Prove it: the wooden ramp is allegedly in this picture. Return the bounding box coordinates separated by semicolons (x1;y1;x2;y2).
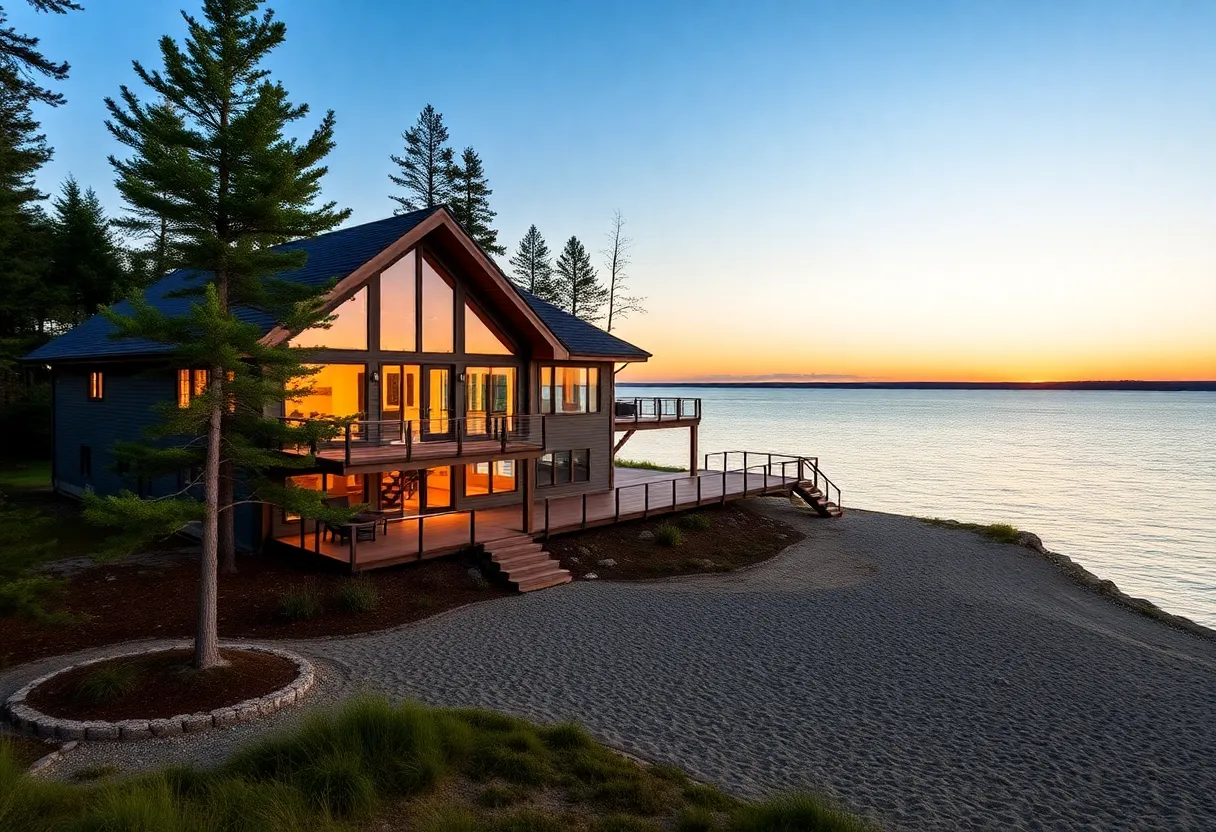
482;533;571;592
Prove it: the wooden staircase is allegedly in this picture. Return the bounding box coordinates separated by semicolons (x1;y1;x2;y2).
482;534;572;592
792;481;843;518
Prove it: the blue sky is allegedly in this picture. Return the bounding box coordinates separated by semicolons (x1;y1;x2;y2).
11;0;1216;380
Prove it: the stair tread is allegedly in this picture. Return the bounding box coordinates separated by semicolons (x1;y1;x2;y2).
516;571;572;592
493;553;554;570
488;542;546;558
504;561;568;580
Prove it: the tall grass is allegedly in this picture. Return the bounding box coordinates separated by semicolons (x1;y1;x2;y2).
919;517;1021;544
615;459;685;472
76;662;141;705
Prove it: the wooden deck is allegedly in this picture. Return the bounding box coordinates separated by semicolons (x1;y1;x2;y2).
274;465;798;571
294;437;545;475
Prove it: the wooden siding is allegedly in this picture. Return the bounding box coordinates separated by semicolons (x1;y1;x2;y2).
534;360;616;499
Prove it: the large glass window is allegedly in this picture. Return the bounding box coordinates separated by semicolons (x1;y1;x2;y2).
464;302;512;355
177;368;210;409
287;364;366;422
380;251;417;351
380;364;421;424
421;257;454;353
425;466;452;509
536;449;590;488
539;366;600;414
465;366;516;432
292;287;368;350
284;473;365;520
464;460;516;497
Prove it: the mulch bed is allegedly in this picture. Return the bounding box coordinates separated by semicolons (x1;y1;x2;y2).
545;500;805;581
25;648;297;722
2;551;509;669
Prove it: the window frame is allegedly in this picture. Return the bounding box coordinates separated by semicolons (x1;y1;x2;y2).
538;366;600;415
463;459;518;497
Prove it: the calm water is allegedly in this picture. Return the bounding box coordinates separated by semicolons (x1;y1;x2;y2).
618;387;1216;627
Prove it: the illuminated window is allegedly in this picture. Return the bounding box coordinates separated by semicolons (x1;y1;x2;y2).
178;368;210;408
464;301;511;355
380;364;420;424
465;366;516;432
421;257;454;353
292;287;368;350
284;473;364;521
538;366;600;414
380;251;416;351
464;460;516;497
286;364;366;423
88;371;104;400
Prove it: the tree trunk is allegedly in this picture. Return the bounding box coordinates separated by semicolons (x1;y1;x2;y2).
195;370;224;669
219;458;236;574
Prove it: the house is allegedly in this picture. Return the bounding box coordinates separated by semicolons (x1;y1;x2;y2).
27;207;839;591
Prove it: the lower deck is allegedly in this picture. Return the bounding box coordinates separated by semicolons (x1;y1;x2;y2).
273;466;800;571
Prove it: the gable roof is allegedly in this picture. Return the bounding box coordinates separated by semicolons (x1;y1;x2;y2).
26;207;650;364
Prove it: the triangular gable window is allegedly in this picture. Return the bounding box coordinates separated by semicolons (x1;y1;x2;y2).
464;301;512;355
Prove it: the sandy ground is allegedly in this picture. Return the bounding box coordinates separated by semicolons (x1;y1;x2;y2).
4;500;1214;830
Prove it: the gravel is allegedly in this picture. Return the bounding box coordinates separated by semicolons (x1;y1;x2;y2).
4;499;1214;831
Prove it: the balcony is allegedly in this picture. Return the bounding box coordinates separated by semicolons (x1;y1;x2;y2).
613;397;701;430
281;414;546;473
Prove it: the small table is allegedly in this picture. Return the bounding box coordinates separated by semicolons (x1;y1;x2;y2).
324;517;381;544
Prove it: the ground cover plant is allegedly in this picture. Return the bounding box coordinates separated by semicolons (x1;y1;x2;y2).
918;517;1021;544
615;459;686;472
0;696;872;831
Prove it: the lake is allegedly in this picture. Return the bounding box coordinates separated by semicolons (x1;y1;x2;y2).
616;386;1216;628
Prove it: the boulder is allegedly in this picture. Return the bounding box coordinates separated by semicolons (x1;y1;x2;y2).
638;530;654;541
597;559;617;568
467;567;489;589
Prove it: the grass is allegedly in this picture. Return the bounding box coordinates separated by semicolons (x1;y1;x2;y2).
615;459;685;473
334;578;378;613
919;517;1022;544
73;764;120;782
0;461;52;492
0;697;871;831
75;663;140;706
679;513;712;532
278;585;323;621
653;523;683;547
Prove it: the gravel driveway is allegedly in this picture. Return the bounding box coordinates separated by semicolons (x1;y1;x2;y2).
6;499;1215;831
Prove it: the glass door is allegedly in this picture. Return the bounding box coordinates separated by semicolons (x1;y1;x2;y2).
421;366;452;441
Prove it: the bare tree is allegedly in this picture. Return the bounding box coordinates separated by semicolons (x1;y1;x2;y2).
602;210;644;332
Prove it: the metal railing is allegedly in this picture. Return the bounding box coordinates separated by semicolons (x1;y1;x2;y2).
541;462;789;539
613;397;702;424
703;451;842;508
296;507;477;570
282;414;546;465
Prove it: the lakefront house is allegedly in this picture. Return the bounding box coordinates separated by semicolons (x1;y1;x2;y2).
27;207;840;591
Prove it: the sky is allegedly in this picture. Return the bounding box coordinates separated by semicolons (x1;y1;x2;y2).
10;0;1216;382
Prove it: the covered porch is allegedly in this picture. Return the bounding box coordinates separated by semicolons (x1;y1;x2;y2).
273;455;816;572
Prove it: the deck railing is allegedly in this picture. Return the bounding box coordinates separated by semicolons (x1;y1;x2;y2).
703;450;842;508
281;414;546;465
296;507;477;570
613;397;701;424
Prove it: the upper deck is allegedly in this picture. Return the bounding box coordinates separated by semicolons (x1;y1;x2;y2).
613;397;701;431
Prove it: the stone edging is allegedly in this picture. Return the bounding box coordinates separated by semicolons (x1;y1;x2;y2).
1016;531;1216;641
2;643;314;742
28;740;78;776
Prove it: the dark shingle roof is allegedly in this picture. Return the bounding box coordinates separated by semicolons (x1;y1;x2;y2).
514;289;650;360
26;207;650;363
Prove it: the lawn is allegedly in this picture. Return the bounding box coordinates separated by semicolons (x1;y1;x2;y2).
615;459;686;473
0;460;52;492
0;696;872;831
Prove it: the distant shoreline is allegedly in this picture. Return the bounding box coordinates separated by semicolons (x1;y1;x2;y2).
618;380;1216;392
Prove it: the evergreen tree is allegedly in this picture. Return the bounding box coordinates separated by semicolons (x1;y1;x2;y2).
449;146;503;255
388;103;454;213
509;225;557;302
602;210;644;332
0;0;81;106
89;0;352;669
553;236;608;323
46;175;127;326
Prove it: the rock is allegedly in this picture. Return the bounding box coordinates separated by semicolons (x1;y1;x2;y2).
85;723;119;742
569;556;580;564
1017;531;1045;553
467;567;489;588
181;713;213;733
117;720;152;741
578;546;592;556
597;558;617;568
584;572;599;580
638;530;654;541
149;719;182;738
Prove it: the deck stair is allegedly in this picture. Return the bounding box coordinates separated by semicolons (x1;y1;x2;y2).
482;533;572;592
792;481;843;518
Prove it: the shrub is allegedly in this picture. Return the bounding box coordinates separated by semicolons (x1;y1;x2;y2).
678;513;712;532
653;524;683;547
279;585;322;621
729;793;872;832
542;721;594;751
75;662;140;705
615;459;684;472
334;578;378;613
295;751;376;817
0;576;66;621
677;806;717;832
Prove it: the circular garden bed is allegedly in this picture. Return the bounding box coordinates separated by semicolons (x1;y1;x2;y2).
4;644;313;741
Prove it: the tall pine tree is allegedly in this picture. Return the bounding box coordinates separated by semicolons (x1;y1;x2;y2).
0;0;81;106
449;146;503;255
90;0;352;669
554;236;608;323
509;225;556;302
46;175;127;326
388;103;453;213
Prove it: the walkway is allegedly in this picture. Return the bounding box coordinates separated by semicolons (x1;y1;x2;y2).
5;501;1215;830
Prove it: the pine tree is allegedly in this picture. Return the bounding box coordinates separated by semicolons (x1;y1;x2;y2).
388;103;454;213
449;146;503;255
554;236;608;323
0;0;81;106
46;175;127;326
89;0;352;669
509;225;555;300
602;210;644;332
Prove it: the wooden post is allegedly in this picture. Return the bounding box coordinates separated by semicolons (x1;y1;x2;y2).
417;516;424;559
521;460;535;534
644;483;650;518
689;425;699;475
